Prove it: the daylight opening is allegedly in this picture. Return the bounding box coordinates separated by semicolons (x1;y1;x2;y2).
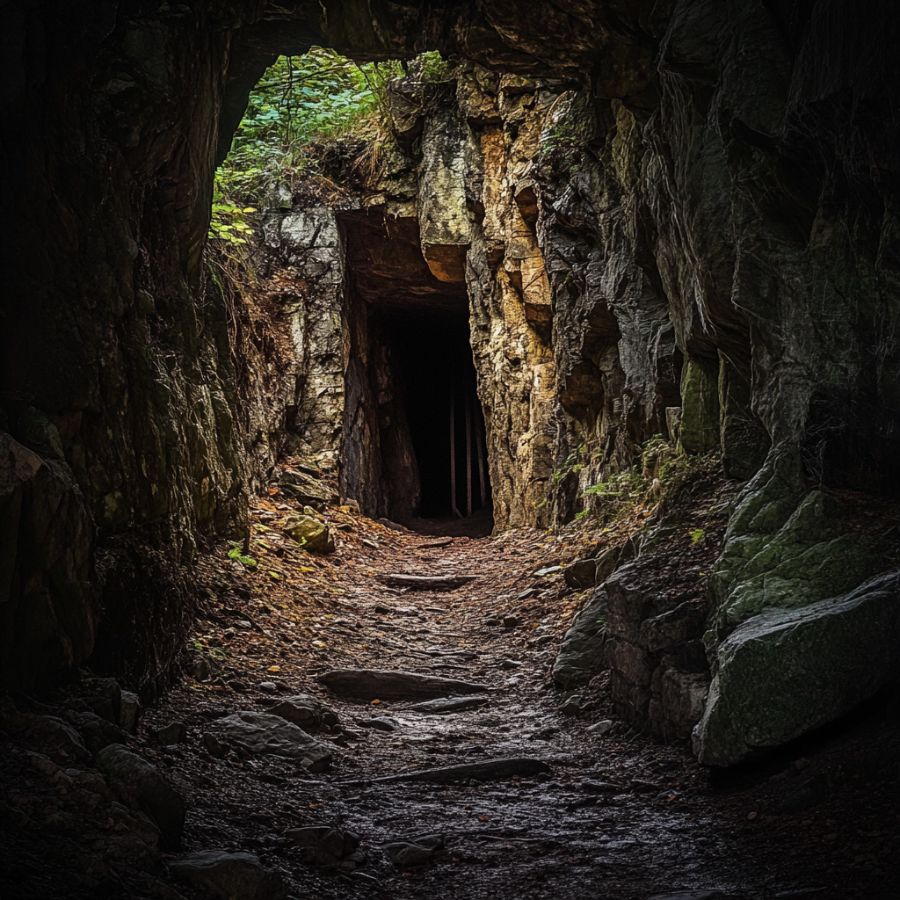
209;48;491;534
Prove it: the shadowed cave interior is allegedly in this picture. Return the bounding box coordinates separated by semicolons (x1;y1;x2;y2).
340;210;492;534
378;308;492;525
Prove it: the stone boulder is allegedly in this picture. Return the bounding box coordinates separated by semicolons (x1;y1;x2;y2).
563;558;598;590
20;714;90;765
694;570;900;767
283;513;335;554
208;711;333;771
74;675;124;724
96;744;185;847
169;851;287;900
119;690;141;733
151;720;188;745
563;545;628;591
276;468;334;507
552;586;609;688
384;833;445;868
64;710;127;754
286;825;362;869
267;694;339;733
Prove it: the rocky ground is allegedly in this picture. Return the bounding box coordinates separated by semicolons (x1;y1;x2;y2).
2;464;900;899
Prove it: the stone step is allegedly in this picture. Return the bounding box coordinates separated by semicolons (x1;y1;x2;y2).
315;668;489;700
376;573;478;591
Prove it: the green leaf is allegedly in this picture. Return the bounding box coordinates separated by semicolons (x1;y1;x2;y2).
227;546;258;568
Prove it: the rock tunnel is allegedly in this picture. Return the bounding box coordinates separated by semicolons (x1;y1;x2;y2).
339;211;492;532
3;1;900;897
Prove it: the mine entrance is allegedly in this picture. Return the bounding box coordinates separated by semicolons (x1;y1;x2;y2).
340;211;492;534
379;308;491;526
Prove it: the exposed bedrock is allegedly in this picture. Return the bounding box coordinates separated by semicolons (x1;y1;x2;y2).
3;1;900;763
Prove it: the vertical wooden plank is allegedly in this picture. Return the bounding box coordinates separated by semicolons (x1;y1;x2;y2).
465;392;473;517
450;384;461;518
475;412;487;508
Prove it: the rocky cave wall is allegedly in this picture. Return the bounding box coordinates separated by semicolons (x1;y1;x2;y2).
3;0;900;765
2;3;243;696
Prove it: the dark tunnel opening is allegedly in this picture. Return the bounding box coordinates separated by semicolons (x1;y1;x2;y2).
339;211;493;535
378;308;492;529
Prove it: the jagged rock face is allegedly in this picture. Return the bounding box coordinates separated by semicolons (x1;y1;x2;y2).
261;207;348;472
457;71;563;528
0;435;95;688
646;1;900;489
1;4;252;693
531;89;687;505
3;0;900;763
265;195;466;521
239;0;900;757
418;102;472;283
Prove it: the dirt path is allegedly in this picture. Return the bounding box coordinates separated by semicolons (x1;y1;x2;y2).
138;499;899;900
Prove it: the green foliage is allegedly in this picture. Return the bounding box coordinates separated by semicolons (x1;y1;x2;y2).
210;48;403;242
536;121;584;177
208;48;456;247
583;468;645;501
412;50;452;82
209;193;257;245
642;433;693;486
690;528;706;545
551;443;587;486
227;542;258;569
578;435;700;524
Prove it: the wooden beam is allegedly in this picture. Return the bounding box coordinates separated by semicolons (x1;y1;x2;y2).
450;385;462;518
465;392;473;517
475;409;487;508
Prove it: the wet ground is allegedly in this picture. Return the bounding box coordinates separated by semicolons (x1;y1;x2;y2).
133;493;900;900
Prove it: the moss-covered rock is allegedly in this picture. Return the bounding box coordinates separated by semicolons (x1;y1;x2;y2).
708;447;887;643
679;357;720;454
695;443;898;764
283;514;335;554
718;355;768;480
694;570;900;766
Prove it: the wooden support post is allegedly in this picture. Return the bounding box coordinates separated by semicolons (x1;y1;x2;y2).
450;385;462;518
465;392;473;517
475;412;487;508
